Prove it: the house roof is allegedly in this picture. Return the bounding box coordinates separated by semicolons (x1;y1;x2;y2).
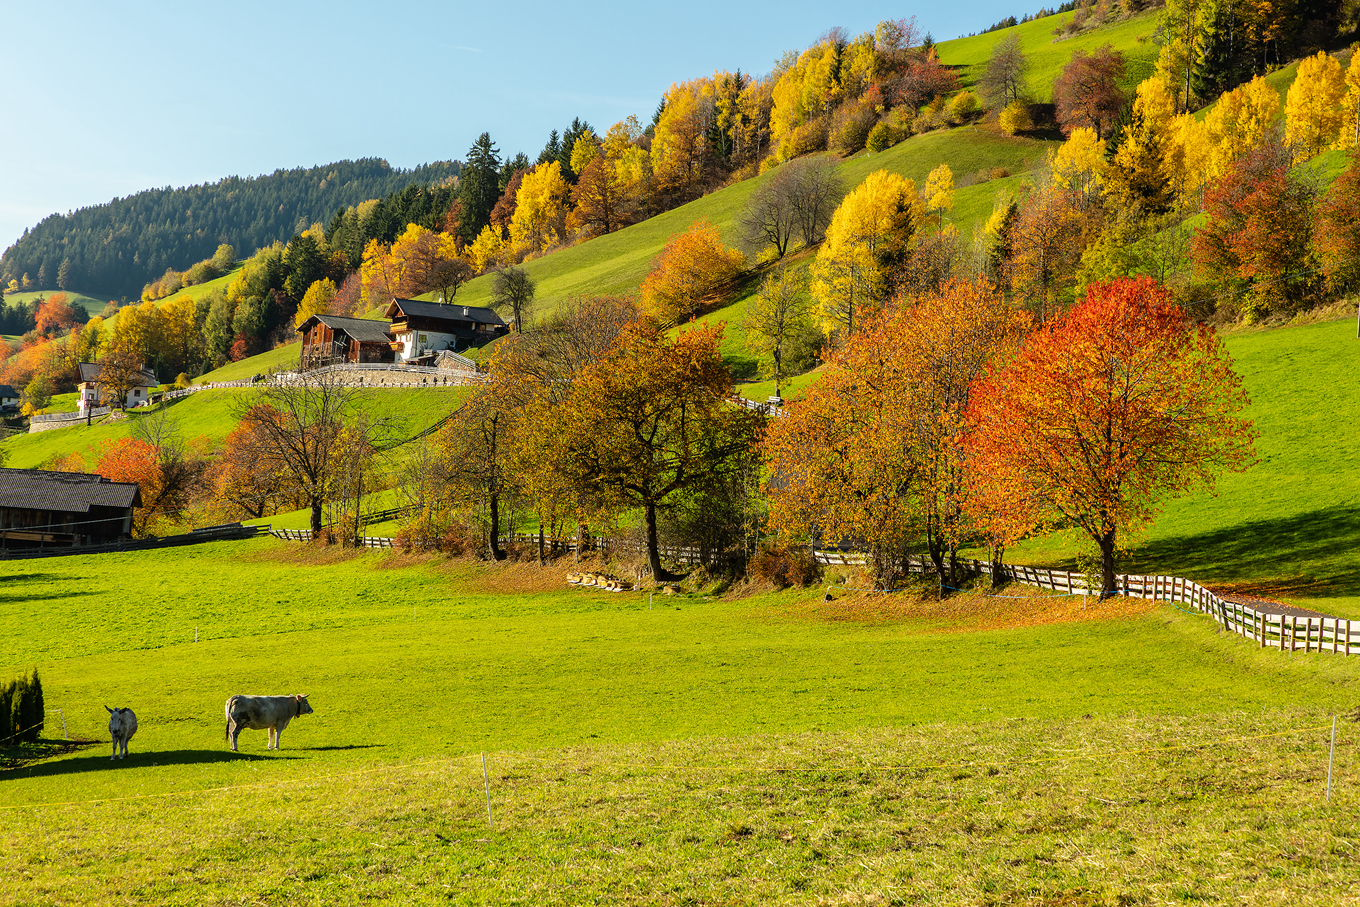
296;313;395;344
0;468;142;513
384;298;507;328
78;363;157;387
0;385;17;398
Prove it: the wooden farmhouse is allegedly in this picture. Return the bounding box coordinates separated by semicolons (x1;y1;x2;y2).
297;314;396;369
0;468;141;549
0;384;19;411
383;298;508;365
77;362;158;416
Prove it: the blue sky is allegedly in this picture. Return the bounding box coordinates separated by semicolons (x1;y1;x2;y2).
0;0;1021;253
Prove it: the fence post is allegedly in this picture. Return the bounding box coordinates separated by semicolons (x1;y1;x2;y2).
1327;715;1337;802
482;752;493;828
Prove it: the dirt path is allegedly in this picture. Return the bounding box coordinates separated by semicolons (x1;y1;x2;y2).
1213;591;1334;620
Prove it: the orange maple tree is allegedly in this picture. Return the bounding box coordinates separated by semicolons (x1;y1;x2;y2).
639;220;745;325
964;277;1255;595
95;438;164;537
762;279;1028;590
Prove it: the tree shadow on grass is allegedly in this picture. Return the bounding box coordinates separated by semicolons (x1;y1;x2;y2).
1125;504;1360;599
1;748;293;780
0;589;92;604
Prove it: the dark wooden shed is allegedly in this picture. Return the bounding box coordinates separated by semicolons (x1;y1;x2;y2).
0;468;142;549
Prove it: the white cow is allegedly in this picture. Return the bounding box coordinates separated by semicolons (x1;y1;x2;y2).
105;706;137;760
224;694;313;752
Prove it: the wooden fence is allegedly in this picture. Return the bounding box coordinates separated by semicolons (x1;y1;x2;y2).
269;528;395;548
0;522;268;560
812;550;1358;656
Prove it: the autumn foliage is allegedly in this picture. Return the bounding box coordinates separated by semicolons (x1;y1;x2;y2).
965;278;1255;595
763;279;1027;589
639;220;745;324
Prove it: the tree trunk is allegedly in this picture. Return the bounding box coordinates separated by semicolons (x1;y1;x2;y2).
927;540;947;600
488;493;505;561
309;498;324;538
537;525;545;567
1099;530;1117;599
989;545;1006;591
644;501;671;582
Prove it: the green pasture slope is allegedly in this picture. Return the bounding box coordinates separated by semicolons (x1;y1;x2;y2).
1;537;1358;904
938;9;1162;102
0;386;468;470
449;127;1056;320
1;289;111;319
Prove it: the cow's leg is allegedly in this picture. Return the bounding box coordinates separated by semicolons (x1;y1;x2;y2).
275;727;283;750
111;737;117;760
229;721;241;752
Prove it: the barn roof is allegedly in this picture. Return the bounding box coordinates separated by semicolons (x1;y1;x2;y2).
0;384;17;398
296;314;394;344
384;298;507;327
77;363;157;387
0;468;142;513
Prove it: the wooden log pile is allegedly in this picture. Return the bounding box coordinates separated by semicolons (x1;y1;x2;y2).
567;571;633;592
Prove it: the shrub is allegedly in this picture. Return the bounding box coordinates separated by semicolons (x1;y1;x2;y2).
948;91;980;123
750;544;823;589
831;101;878;155
999;102;1033;135
784;118;830;159
866;122;902;153
1;670;44;745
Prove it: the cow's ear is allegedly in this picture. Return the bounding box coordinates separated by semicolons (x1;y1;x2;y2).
105;705;113;714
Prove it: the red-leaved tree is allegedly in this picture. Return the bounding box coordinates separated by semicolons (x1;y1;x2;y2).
1053;44;1127;139
1193;143;1320;320
965;277;1255;596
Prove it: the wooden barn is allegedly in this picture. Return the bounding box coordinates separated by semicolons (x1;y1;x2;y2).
0;468;141;549
383;298;508;364
297;314;397;369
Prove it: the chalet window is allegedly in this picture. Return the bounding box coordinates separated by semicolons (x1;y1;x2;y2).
419;334;427;343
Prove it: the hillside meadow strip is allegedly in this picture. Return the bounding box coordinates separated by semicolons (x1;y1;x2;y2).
2;540;1359;902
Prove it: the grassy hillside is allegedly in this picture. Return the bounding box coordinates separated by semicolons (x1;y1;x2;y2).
2;289;111;318
449;127;1056;322
0;541;1355;902
195;341;301;383
0;386;468;470
938;10;1162;102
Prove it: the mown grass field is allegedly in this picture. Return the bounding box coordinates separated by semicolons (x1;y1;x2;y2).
1;539;1357;904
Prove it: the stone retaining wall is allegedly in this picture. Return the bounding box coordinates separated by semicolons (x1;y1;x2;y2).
320;367;477;388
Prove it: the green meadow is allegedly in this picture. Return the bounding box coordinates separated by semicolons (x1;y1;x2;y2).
1;538;1357;903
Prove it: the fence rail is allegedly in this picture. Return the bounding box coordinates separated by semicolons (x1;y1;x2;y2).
0;523;268;560
269;528;395;548
30;406;110;423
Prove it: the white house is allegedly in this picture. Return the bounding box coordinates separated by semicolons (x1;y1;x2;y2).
77;363;158;415
382;298;508;364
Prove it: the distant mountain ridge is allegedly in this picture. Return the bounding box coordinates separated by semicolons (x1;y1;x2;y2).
1;158;461;300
